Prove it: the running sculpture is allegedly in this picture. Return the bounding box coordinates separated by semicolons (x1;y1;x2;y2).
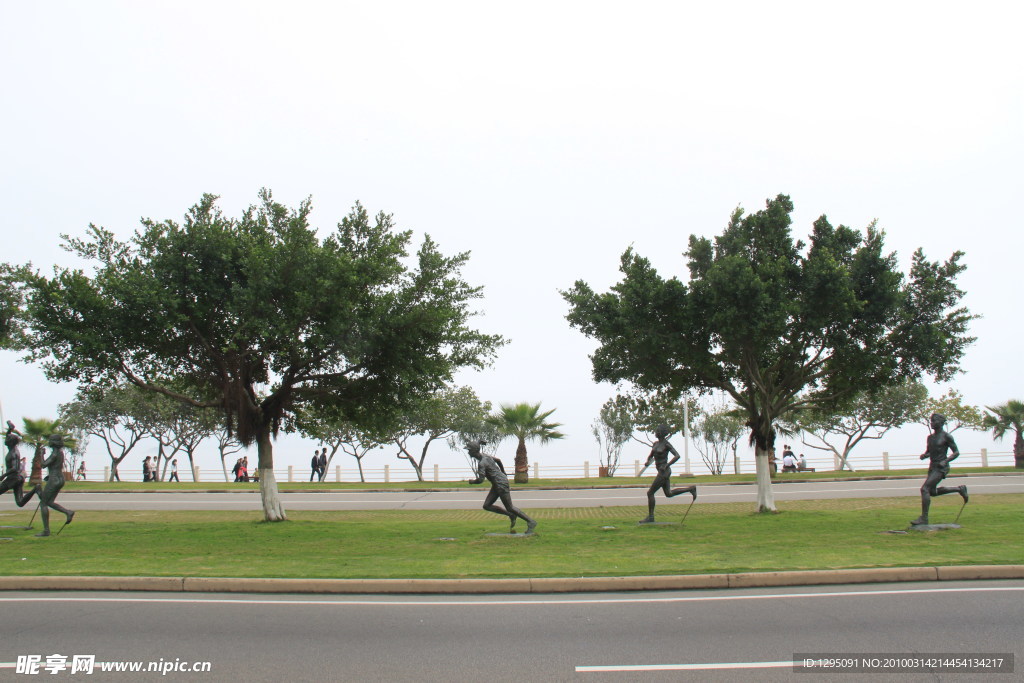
0;422;36;508
639;424;696;523
33;433;75;536
466;440;537;535
911;413;968;526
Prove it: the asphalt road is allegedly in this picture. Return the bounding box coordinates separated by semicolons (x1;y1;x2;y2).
1;581;1020;682
9;475;1022;511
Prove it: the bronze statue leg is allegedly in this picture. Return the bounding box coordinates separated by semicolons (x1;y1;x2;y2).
34;481;72;537
13;480;37;507
666;485;697;500
641;476;670;522
499;491;537;534
482;486;514;524
912;468;948;525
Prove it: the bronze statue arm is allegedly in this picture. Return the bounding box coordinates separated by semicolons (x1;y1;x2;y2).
667;443;681;468
945;434;960;462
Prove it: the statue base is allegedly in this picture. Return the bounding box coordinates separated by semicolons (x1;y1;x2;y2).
909;523;962;531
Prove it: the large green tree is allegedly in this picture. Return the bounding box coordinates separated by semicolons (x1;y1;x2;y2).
564;194;975;512
692;400;746;475
0;265;27;350
23;191;503;520
983;400;1024;469
290;402;386;483
792;380;927;472
59;384;155;482
915;388;985;433
591;398;633;476
486;402;565;483
389;385;491;481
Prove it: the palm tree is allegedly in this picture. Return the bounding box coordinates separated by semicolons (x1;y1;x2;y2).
21;417;80;485
486;402;565;483
21;417;56;485
982;400;1024;469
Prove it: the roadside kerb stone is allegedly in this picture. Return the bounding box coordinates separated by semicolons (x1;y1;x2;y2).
0;576;184;592
936;565;1024;581
727;566;938;588
4;566;1022;594
529;574;730;592
183;577;533;594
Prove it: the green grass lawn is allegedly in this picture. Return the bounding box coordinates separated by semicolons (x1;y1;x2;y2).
1;494;1020;580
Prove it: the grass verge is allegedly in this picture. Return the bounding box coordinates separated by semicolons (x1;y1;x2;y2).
1;494;1020;580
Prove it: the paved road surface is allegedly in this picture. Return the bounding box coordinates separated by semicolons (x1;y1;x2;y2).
8;475;1021;511
1;581;1020;681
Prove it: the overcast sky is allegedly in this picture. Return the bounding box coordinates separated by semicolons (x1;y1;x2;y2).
2;1;1020;478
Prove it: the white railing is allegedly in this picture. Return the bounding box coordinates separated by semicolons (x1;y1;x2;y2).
86;450;1017;483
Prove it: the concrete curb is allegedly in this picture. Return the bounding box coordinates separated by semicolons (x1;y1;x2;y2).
2;566;1022;595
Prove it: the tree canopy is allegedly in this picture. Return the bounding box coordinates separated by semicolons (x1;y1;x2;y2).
23;190;504;519
389;385;491;481
564;194;975;511
793;380;927;471
915;388;984;433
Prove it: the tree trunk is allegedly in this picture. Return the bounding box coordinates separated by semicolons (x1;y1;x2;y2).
514;437;528;484
109;455;127;482
1014;432;1024;469
754;447;777;513
256;431;286;522
30;445;45;485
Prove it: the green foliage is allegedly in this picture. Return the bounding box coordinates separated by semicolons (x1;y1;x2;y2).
692;400;746;475
389;385;492;480
564;194;976;465
916;388;985;433
486;402;565;483
23;191;505;516
591;398;633;475
59;384;154;480
0;263;30;349
794;380;928;471
983;400;1024;467
606;390;701;446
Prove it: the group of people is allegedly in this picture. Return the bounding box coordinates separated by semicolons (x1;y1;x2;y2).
780;445;807;472
231;457;251;482
140;456;180;482
310;448;328;481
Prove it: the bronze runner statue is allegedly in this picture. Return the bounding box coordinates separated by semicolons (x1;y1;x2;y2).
466;440;537;535
911;413;968;526
638;424;696;523
0;421;36;509
33;433;75;536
